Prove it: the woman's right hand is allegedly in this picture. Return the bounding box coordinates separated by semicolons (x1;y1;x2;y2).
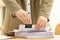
14;9;32;24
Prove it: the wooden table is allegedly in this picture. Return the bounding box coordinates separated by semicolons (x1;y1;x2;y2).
9;35;60;40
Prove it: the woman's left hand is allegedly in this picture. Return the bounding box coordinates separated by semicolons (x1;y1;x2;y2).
35;16;48;30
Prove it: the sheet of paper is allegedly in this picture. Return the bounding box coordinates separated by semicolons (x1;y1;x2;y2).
19;25;51;32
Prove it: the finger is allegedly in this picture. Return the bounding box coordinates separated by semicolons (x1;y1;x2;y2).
29;18;32;24
23;12;31;24
19;15;26;24
37;17;43;24
42;21;47;30
39;20;45;30
39;21;45;30
37;19;43;26
19;14;28;24
36;19;43;30
20;12;31;24
23;14;32;24
37;19;47;30
36;20;44;30
27;14;32;24
39;19;47;30
22;13;28;24
35;24;42;30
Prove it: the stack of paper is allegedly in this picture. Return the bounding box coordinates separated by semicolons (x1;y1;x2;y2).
12;24;54;38
14;31;54;38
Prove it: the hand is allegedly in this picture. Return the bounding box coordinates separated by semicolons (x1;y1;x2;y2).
14;9;32;24
35;16;47;30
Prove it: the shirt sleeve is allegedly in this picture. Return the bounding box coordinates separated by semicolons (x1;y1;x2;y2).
3;0;22;14
39;0;53;19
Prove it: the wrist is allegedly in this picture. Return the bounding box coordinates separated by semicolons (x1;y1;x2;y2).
40;16;49;22
12;12;16;18
12;9;22;18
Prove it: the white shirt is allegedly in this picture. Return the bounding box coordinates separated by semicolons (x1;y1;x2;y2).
26;0;31;17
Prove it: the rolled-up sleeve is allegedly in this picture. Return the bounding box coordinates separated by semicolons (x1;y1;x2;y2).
39;0;53;19
3;0;22;14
